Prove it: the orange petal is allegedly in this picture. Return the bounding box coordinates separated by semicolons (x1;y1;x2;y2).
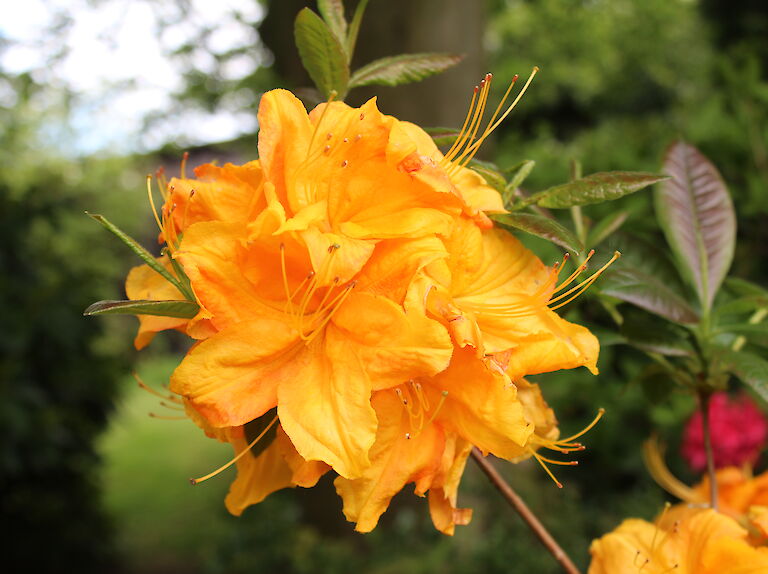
331;291;453;392
224;426;294;516
125;256;189;349
426;434;473;535
433;347;533;458
275;426;330;488
277;326;377;479
334;390;445;532
170;318;299;427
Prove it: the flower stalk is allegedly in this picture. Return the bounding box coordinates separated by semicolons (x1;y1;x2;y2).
698;390;719;511
471;448;580;574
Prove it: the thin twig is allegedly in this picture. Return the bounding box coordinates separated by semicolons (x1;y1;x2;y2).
698;391;718;511
471;448;581;574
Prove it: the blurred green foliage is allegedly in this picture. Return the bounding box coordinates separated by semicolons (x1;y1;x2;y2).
0;71;146;570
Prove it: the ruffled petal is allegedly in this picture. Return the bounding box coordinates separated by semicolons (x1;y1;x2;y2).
224;426;294;516
334;390;445;532
170;318;300;427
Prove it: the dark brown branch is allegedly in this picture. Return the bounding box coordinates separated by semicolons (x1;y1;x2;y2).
698;391;718;511
471;448;581;574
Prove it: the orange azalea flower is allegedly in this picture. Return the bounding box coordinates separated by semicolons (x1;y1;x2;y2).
423;216;601;379
124;82;604;532
588;509;768;574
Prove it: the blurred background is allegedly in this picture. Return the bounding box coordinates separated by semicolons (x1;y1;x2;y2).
2;0;767;572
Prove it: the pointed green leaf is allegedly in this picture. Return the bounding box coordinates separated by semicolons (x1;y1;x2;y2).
86;212;191;300
725;277;768;298
655;141;736;311
423;126;460;147
715;295;768;317
83;299;199;319
492;213;582;254
346;0;370;62
716;323;768;347
468;159;506;194
600;267;699;325
244;407;279;459
721;349;768;403
349;53;463;88
294;8;350;99
503;160;536;208
535;171;667;208
317;0;348;48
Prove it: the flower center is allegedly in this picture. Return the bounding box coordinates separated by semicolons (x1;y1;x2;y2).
393;380;449;440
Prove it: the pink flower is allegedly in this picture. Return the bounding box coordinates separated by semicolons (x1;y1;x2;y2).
682;392;768;472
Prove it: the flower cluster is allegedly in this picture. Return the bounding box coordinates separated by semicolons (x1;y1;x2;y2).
588;508;768;573
128;87;601;533
681;391;768;472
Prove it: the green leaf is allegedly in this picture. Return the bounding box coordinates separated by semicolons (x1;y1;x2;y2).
725;277;768;298
83;299;199;319
620;310;693;356
655;141;736;311
586;211;629;249
503;160;536;208
294;8;350;99
722;349;768;403
244;408;279;459
534;171;666;209
85;212;191;300
468;159;506;194
317;0;348;48
715;295;768;317
716;323;768;347
423;126;460;147
349;53;463;88
492;213;583;254
600;267;699;325
346;0;370;62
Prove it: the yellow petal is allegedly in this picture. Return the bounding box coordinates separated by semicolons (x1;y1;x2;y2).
275;426;330;488
170;318;299;427
277;326;377;479
331;291;453;391
426;434;473;535
433;347;533;458
224;426;294;516
125;256;189;349
334;390;444;532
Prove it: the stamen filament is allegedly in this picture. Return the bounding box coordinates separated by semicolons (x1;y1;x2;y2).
442;86;479;161
558;408;605;443
530;449;564;489
149;413;186;420
146;175;164;233
190;416;279;485
548;252;620;310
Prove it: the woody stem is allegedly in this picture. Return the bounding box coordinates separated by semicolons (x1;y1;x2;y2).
471;448;581;574
699;390;718;511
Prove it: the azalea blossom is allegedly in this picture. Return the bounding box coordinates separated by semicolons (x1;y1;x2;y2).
125;84;603;532
682;391;768;472
588;509;768;574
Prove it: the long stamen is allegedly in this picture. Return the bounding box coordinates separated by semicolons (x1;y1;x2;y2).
302;280;356;342
549;252;620;310
557;408;605;444
457;66;539;168
447;75;493;169
552;252;590;295
442;78;489;165
306;91;338;161
134;372;179;402
441;86;480;163
149;413;186;420
146;175;164;233
530;449;564;489
190;416;279;485
180;151;189;179
279;243;295;319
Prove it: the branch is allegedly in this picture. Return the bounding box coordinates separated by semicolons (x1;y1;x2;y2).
471;448;581;574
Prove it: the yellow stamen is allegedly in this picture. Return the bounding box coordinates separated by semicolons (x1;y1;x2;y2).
530;449;564;488
549;252;621;310
190;416;278;485
146;175;164;233
443;75;491;166
643;437;699;502
180;151;189;180
442;84;480;161
557;408;605;443
134;372;182;404
148;413;186;420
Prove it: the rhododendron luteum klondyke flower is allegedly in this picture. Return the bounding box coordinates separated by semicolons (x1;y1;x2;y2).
126;82;603;532
588;509;768;574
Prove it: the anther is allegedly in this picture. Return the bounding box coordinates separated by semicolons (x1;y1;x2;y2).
354;134;362;141
343;137;348;143
341;160;348;168
359;113;365;120
328;243;341;253
324;145;331;154
405;433;411;440
326;132;333;140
